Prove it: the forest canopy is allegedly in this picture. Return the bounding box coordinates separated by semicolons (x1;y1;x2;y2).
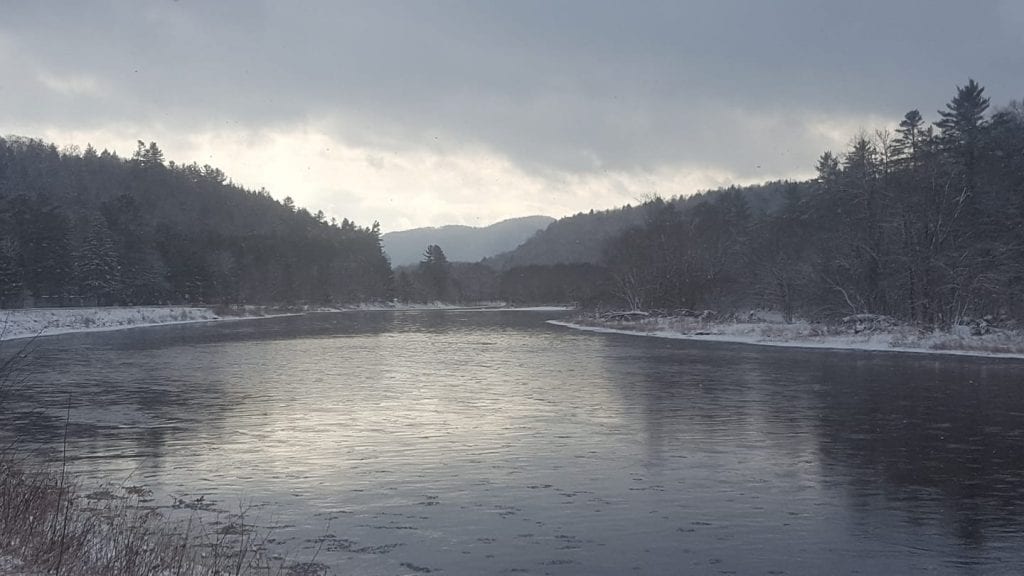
598;80;1024;326
0;138;393;307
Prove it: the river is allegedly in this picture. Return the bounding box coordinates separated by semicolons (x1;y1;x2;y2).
2;310;1024;575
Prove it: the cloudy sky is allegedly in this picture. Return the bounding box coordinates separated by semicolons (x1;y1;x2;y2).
3;1;1023;231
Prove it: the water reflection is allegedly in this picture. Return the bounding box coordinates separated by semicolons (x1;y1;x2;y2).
2;312;1024;574
602;338;1024;567
812;356;1024;551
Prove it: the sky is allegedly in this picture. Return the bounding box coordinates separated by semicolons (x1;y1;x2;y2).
2;1;1023;232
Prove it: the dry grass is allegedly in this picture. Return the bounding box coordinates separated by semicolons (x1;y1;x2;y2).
0;450;315;576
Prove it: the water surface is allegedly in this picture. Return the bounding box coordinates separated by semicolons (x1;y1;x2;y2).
3;310;1024;575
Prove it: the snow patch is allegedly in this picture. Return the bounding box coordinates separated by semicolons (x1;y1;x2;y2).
335;302;574;312
0;306;224;341
548;317;1024;361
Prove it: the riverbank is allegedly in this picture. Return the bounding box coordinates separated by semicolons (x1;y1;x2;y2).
0;306;222;341
0;455;283;576
0;306;296;342
0;303;576;342
549;312;1024;360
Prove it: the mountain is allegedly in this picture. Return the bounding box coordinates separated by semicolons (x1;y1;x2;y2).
382;215;555;266
482;207;646;270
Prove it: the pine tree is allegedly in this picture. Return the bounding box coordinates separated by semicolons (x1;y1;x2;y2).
132;140;166;168
76;216;122;305
936;79;990;146
419;245;451;302
842;135;879;186
893;109;926;164
815;151;841;189
935;79;990;185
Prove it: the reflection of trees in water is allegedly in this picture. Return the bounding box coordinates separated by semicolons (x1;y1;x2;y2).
598;338;1024;550
0;345;235;475
597;340;827;470
390;309;564;336
812;356;1024;549
13;317;1024;556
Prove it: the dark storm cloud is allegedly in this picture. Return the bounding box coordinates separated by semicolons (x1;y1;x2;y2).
3;0;1023;179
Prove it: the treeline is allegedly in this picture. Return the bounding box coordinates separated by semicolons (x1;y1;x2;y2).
602;80;1024;325
394;244;612;306
483;180;803;270
6;79;1020;319
482;207;646;269
0;138;393;307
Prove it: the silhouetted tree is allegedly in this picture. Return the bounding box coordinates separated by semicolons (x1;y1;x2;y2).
419;244;451;302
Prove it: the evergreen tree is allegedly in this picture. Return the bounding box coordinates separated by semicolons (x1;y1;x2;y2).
76;215;122;304
842;135;879;185
936;79;990;148
132;140;166;168
935;79;990;187
419;244;451;302
815;151;841;189
894;109;926;164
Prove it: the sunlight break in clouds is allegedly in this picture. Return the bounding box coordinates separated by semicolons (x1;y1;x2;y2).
5;2;1022;230
24;123;800;232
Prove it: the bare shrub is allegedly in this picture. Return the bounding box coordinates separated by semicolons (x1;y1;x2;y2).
0;451;301;576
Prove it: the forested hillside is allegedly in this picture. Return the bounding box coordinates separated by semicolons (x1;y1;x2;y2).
483;180;808;270
0;138;393;307
396;181;811;306
482;207;646;269
602;80;1024;325
4;80;1020;320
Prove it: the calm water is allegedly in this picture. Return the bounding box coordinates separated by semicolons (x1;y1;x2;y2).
3;310;1024;575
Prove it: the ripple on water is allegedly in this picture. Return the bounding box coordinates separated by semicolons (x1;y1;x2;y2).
3;310;1024;575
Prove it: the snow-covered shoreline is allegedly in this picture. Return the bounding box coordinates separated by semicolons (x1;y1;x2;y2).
0;306;226;342
548;316;1024;361
335;302;573;313
0;304;576;342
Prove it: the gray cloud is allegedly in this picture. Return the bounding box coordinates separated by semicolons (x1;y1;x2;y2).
3;1;1024;224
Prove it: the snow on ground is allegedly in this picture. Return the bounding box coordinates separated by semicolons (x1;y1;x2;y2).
451;305;575;312
548;315;1024;361
337;301;574;312
335;301;468;311
0;306;224;342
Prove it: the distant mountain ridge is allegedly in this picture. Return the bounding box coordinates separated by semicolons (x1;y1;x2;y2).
483;180;805;270
382;215;555;266
482;206;646;270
